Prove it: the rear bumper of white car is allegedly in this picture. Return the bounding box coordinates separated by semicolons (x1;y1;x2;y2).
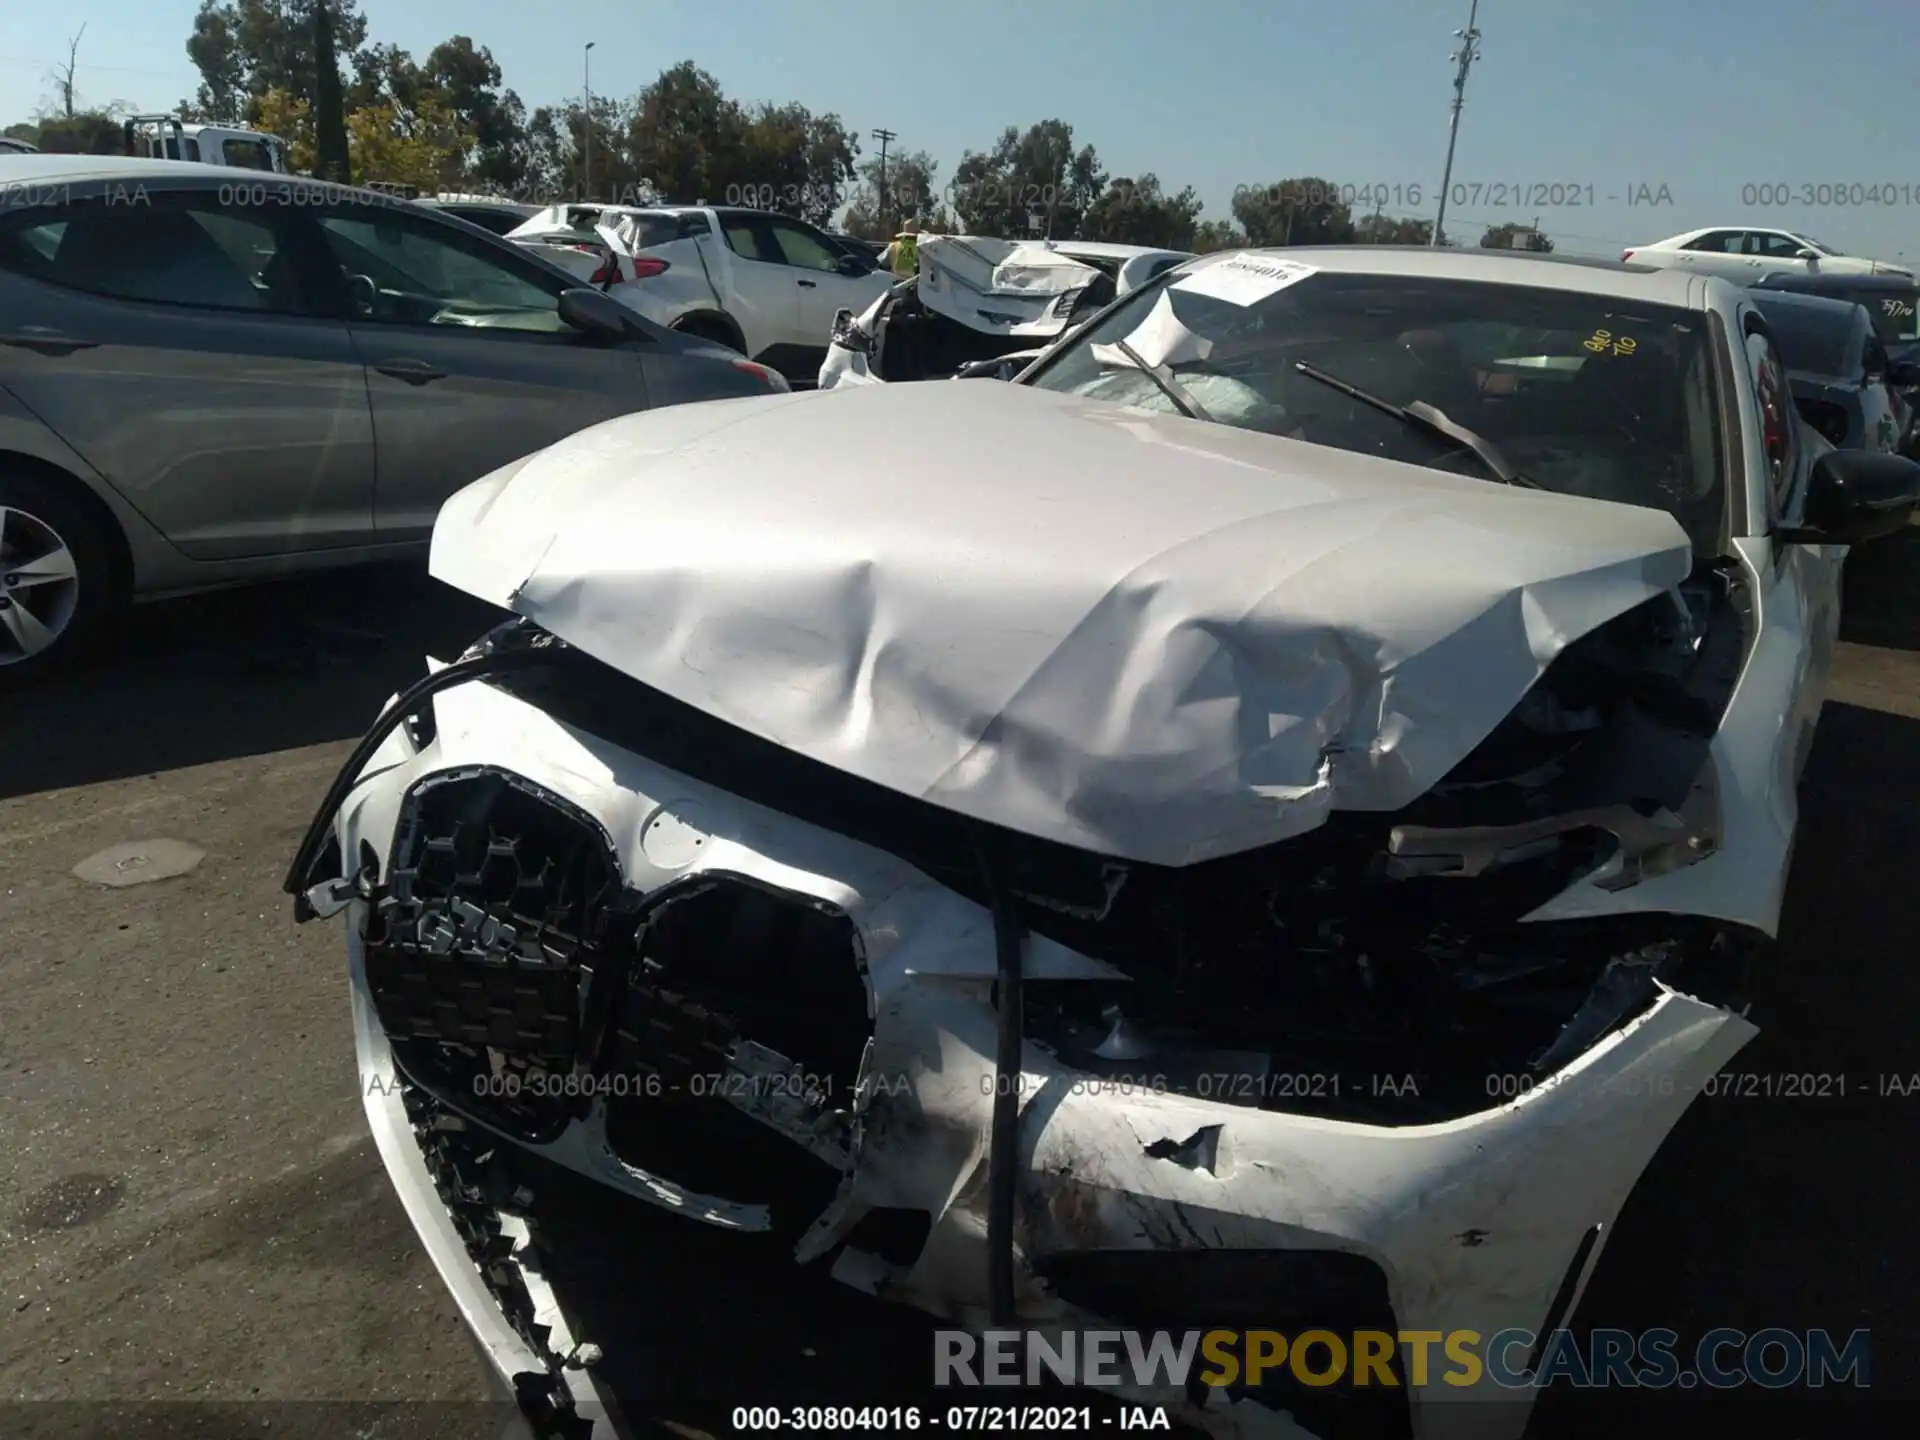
316;660;1757;1440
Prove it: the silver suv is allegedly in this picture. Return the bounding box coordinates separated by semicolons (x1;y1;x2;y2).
0;155;789;684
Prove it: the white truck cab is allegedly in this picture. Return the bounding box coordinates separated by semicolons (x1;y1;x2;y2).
123;116;289;172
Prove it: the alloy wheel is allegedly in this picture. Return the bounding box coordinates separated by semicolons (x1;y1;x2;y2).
0;504;81;665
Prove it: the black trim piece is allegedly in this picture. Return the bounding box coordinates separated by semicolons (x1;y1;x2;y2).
282;645;560;916
1523;1223;1603;1375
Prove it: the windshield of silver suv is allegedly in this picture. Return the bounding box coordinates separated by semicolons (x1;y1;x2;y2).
1024;267;1725;550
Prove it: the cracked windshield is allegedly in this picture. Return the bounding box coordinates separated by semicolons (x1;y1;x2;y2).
3;4;1919;1440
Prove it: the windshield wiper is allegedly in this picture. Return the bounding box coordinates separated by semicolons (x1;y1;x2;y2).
1292;361;1543;488
1107;338;1216;423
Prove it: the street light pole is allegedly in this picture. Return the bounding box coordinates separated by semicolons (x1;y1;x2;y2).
1430;0;1482;248
583;41;596;202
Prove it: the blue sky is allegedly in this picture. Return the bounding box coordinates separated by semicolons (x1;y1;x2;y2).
4;0;1918;258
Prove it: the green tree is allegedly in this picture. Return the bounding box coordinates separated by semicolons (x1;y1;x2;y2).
24;111;125;154
741;103;862;225
841;148;945;238
1191;219;1245;253
950;120;1105;238
1480;221;1553;252
186;0;369;119
420;37;527;191
311;1;349;181
1231;177;1355;247
625;61;747;204
1079;174;1202;250
1355;213;1433;245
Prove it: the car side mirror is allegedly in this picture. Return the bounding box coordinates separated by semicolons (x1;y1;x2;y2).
1888;358;1920;389
558;287;633;340
1794;248;1820;261
834;253;871;277
1777;449;1920;546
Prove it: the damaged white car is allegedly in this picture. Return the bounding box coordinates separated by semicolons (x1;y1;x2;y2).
286;248;1920;1440
819;234;1195;389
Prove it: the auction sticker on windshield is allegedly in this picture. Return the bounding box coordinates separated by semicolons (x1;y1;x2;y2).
1174;255;1319;306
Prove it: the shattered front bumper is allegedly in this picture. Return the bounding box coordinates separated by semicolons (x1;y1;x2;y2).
320;670;1755;1440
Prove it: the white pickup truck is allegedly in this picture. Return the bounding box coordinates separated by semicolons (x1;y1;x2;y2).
514;204;896;385
123;116;289;171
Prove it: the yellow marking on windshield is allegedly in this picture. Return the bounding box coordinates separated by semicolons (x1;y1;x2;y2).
1582;329;1637;356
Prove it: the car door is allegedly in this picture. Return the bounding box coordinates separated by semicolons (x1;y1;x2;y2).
1740;310;1844;789
760;216;893;372
1680;230;1765;280
0;181;375;559
712;212;822;376
303;203;657;542
1753;230;1816;277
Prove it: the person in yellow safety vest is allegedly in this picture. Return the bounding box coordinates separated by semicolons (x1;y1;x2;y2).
885;232;918;279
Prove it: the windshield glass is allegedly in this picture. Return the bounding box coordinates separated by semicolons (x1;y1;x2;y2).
1025;264;1725;549
1751;299;1854;376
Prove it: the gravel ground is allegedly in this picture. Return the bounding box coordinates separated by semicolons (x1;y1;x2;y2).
5;537;1920;1439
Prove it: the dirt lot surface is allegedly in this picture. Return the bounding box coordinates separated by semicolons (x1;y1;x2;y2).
5;537;1920;1439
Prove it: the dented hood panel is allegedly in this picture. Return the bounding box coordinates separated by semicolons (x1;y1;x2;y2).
429;381;1694;867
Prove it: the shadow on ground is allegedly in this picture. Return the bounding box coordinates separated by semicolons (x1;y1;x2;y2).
1532;699;1920;1435
1838;523;1920;651
0;564;504;801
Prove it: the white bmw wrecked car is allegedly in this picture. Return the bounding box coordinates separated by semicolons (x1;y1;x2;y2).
287;248;1920;1439
819;233;1196;389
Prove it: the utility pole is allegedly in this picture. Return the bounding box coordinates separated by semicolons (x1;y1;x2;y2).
871;127;897;233
1430;0;1482;248
582;41;596;202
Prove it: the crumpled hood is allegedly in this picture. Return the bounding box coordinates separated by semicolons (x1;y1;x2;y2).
430;381;1694;867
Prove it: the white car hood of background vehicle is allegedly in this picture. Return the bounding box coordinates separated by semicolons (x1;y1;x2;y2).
429;381;1694;867
916;234;1107;338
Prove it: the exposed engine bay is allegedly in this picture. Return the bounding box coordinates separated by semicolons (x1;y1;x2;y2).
293;543;1766;1439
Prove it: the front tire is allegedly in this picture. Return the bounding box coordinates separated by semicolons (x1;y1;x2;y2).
0;470;121;688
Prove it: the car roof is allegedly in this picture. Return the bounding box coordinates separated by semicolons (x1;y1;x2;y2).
1207;245;1701;306
1747;290;1867;321
1753;270;1917;293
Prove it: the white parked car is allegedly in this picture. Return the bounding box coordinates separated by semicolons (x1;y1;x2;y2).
1625;226;1913;282
521;205;898;386
819;234;1196;389
287;247;1920;1440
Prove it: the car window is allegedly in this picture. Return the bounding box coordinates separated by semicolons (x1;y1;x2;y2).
678;212;713;239
1759;233;1807;258
617;213;684;251
766;219;843;272
0;190;307;314
1027;269;1727;551
721;216;779;263
1145;255;1188;280
1750;300;1853;376
222;138;276;172
1685;230;1739;253
316;210;566;332
1869;290;1919;341
1744;327;1797;518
